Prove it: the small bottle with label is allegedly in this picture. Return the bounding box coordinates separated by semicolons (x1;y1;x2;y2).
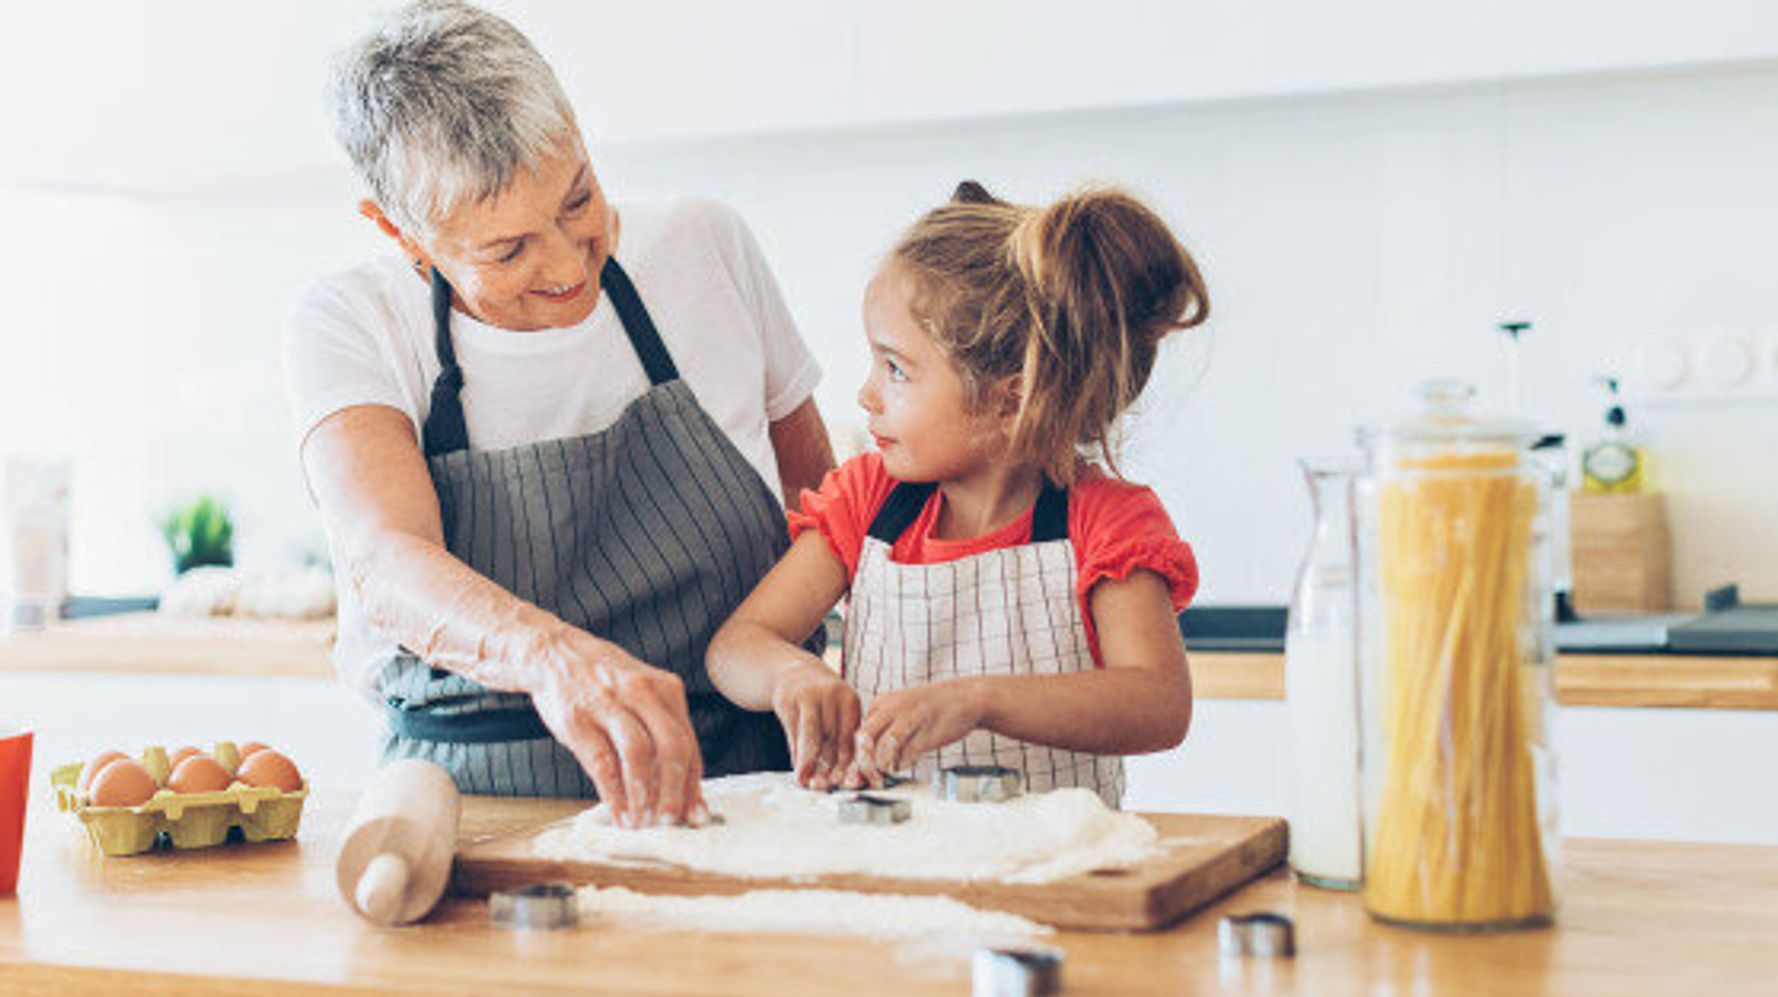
1581;378;1645;494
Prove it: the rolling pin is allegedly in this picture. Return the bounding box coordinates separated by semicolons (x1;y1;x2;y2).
335;759;461;926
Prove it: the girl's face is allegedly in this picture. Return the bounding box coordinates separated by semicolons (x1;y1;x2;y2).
857;264;1008;483
421;137;614;331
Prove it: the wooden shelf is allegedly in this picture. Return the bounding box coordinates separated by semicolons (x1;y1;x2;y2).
0;612;334;679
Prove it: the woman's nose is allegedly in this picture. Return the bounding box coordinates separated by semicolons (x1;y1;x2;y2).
538;227;589;286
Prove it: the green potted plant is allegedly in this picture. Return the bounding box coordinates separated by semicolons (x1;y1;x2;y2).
160;495;234;575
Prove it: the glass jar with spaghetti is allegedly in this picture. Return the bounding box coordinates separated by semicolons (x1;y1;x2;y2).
1355;379;1559;931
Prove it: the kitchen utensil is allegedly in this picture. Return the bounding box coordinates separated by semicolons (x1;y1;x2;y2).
936;766;1023;803
972;946;1062;997
1218;912;1296;957
336;759;460;926
837;794;910;825
490;883;579;930
453;811;1286;932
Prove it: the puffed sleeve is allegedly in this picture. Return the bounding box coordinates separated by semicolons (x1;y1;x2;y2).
1068;475;1200;612
786;451;897;583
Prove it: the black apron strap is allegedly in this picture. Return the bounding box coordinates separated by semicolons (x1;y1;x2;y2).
418;258;678;459
599;257;680;385
421;268;470;457
866;480;1070;544
1030;481;1070;543
866;481;937;542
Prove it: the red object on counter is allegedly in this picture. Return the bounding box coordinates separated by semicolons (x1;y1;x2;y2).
0;729;31;895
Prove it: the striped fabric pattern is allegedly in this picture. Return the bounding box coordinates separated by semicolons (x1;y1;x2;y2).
376;379;797;796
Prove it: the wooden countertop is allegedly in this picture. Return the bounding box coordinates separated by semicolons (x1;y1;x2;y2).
5;613;1775;711
3;793;1775;996
1189;651;1778;710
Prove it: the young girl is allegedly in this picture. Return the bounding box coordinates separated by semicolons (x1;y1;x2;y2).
707;181;1208;808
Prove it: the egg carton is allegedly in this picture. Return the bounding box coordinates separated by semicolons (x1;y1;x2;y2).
50;759;309;857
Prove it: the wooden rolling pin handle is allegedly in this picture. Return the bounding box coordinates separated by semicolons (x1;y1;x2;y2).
355;853;411;926
335;759;461;926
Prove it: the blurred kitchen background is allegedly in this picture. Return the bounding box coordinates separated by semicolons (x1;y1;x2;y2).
3;1;1776;836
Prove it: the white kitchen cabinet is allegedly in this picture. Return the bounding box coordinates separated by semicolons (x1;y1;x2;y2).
1126;699;1778;845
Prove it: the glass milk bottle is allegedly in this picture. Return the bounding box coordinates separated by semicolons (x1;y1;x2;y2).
1356;380;1559;931
1284;456;1364;889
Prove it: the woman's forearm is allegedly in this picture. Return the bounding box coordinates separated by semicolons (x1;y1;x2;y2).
345;524;583;693
969;664;1193;756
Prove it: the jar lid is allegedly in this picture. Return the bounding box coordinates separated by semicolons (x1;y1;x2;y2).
1359;379;1537;449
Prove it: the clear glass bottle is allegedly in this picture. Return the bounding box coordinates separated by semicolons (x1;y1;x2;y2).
1356;380;1559;931
1284;456;1364;889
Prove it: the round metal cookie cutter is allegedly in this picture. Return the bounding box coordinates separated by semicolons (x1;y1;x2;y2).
837;793;912;825
936;765;1025;803
971;945;1063;997
1218;911;1296;957
490;883;579;930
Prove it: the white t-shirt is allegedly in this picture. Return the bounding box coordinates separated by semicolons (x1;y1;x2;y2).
282;197;821;702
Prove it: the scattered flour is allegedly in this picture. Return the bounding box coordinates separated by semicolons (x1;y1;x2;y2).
577;886;1051;940
533;772;1158;884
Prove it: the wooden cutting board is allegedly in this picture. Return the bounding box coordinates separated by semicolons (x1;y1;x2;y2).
452;811;1286;932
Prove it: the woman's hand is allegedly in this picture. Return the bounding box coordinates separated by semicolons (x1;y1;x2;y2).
529;629;706;829
770;660;861;791
853;678;986;780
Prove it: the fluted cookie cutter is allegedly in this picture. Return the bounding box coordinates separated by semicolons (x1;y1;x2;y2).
490;883;579;930
1218;911;1296;957
837;793;912;825
971;945;1062;997
936;765;1024;803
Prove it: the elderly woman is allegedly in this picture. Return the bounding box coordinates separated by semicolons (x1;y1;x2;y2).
282;0;832;826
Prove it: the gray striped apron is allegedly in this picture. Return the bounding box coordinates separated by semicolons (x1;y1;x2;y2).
374;257;800;796
844;480;1125;808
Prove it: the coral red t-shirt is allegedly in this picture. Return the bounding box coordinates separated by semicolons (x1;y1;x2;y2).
787;452;1199;666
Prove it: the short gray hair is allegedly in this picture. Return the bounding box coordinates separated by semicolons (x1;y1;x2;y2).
329;0;576;234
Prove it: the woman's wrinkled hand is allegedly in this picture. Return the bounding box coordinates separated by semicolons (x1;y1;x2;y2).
528;631;706;829
770;661;861;792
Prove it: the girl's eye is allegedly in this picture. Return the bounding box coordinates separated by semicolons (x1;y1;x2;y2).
884;356;907;382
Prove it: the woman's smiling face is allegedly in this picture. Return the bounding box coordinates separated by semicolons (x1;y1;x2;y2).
422;138;614;331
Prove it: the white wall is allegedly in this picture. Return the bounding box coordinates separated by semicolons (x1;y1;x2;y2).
6;59;1775;603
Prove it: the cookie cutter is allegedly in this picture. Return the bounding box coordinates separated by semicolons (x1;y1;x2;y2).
971;945;1063;997
837;793;912;825
937;765;1024;803
1218;911;1296;958
490;883;579;930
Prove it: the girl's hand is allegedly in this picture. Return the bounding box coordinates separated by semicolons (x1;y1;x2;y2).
770;661;862;791
854;678;987;778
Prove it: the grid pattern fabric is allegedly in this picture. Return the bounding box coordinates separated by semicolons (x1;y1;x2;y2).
844;534;1126;808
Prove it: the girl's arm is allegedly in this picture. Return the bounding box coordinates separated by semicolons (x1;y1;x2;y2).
707;531;856;788
856;569;1191;774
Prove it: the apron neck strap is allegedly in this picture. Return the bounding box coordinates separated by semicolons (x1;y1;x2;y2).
865;479;1070;543
419;257;680;458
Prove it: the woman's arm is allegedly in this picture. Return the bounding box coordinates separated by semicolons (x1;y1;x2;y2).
767;397;835;508
855;570;1192;774
707;530;853;788
302;404;705;827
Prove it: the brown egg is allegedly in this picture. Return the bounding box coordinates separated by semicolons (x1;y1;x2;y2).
77;750;128;793
89;759;159;807
239;741;270;759
236;750;302;792
169;746;201;768
168;754;233;794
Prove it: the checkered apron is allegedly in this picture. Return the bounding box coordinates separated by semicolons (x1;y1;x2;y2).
843;481;1125;808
